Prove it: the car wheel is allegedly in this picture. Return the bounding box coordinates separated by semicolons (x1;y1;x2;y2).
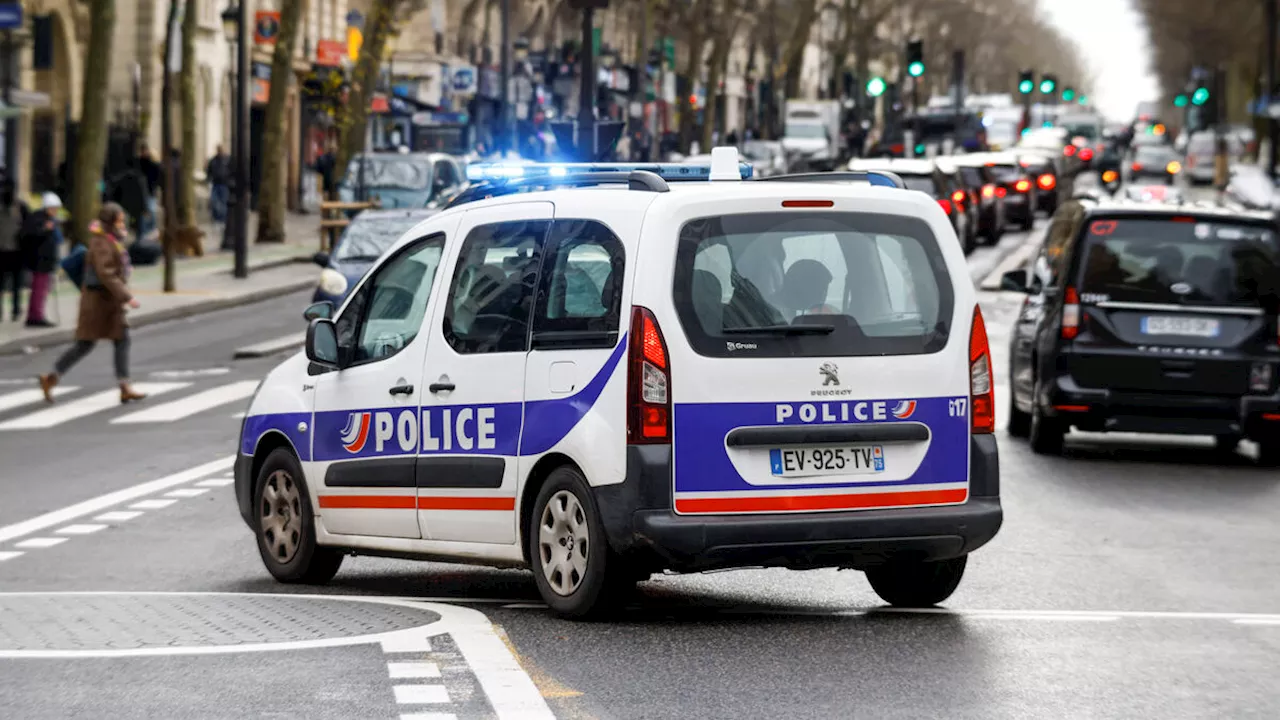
254;448;344;584
866;556;967;607
530;465;634;619
1028;389;1065;455
1213;434;1241;455
1007;391;1031;439
1255;436;1280;468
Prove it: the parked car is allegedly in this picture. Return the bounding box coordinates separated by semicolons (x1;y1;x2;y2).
311;208;440;306
338;152;466;209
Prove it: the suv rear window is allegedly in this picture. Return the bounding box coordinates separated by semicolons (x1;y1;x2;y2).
989;165;1022;182
899;174;937;195
1077;218;1280;308
673;212;954;358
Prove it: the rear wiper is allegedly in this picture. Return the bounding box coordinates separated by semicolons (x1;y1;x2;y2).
723;324;835;336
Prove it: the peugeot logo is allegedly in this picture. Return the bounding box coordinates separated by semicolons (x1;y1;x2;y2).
1170;282;1193;295
819;362;839;386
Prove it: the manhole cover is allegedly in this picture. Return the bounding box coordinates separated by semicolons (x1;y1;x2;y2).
0;593;441;651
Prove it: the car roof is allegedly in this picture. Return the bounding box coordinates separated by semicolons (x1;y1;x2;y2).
848;158;936;174
1080;197;1274;222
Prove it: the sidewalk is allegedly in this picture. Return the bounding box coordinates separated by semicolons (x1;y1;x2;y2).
0;212;323;356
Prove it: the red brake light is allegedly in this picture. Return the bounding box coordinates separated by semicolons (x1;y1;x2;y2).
995;186;1007;198
951;190;966;204
1079;148;1094;162
969;305;994;434
1132;162;1143;172
628;307;671;443
1037;174;1056;191
1014;179;1031;193
1063;145;1077;157
938;198;953;215
1062;286;1080;340
781;200;835;208
981;184;995;199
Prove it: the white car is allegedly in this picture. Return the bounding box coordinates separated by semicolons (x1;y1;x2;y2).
234;148;1003;618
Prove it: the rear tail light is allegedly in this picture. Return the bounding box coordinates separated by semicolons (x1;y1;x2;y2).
890;143;904;154
995;186;1007;198
1132;162;1143;172
981;184;995;199
1166;161;1182;174
627;307;671;444
970;305;994;434
1062;286;1080;340
1014;179;1031;193
1037;174;1056;191
1079;148;1094;162
1250;363;1273;393
951;190;966;204
1063;145;1077;157
937;198;953;215
1102;170;1118;183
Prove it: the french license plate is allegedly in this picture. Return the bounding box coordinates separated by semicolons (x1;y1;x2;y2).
1141;316;1220;338
769;445;885;478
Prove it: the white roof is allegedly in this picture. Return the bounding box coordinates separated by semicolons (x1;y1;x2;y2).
847;158;936;174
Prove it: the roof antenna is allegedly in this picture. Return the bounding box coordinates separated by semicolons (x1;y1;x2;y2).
709;146;742;181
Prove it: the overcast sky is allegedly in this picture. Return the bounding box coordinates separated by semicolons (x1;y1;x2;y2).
1040;0;1159;121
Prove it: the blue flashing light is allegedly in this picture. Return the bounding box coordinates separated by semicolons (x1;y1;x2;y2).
465;161;755;183
863;172;901;188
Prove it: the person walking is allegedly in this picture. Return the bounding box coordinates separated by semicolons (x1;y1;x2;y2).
0;179;23;321
39;203;146;404
20;192;62;327
205;145;230;224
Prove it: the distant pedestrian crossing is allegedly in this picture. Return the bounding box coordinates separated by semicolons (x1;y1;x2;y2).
0;378;261;431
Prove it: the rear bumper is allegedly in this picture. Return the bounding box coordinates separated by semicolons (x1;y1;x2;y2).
595;436;1002;573
1047;373;1280;437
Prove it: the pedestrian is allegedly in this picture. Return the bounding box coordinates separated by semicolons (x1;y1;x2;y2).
20;192;62;328
137;145;161;239
0;179;22;321
39;203;146;405
206;145;230;223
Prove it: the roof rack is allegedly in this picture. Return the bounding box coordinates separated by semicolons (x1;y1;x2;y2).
757;170;907;189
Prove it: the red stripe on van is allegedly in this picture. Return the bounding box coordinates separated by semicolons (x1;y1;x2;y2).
674;488;968;514
318;495;416;510
418;496;516;511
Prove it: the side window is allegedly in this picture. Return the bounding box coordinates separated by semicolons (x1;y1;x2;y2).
434;160;458;189
533;220;626;341
444;220;550;354
350;237;446;362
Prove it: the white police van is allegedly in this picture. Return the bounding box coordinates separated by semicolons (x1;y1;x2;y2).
234;148;1002;618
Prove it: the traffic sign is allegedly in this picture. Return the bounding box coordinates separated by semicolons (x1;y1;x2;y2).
0;3;21;30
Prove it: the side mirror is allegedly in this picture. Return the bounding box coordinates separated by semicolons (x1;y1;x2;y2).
1000;269;1031;293
303;301;334;322
312;251;331;267
305;318;341;368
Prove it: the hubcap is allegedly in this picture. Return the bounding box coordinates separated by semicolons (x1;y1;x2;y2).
259;470;303;564
538;490;589;596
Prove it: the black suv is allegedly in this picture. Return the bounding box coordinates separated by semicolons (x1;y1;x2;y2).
1000;199;1280;464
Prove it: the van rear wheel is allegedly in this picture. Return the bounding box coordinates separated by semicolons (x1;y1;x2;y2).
866;556;967;607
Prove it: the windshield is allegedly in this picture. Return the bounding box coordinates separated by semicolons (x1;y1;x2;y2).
673;212;953;358
784;123;828;140
344;156;432;190
333;215;428;262
1078;218;1280;307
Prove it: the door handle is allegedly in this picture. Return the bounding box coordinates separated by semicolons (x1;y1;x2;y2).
428;382;455;393
389;384;414;396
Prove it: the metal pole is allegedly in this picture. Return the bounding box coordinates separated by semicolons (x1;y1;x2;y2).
222;44;235;251
500;0;512;155
1267;0;1278;179
233;4;250;279
577;7;596;160
2;29;14;183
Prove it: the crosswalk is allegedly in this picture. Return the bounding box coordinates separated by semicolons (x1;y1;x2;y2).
0;379;260;431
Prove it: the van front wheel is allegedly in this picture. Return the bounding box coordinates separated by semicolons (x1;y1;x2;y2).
866;556;967;607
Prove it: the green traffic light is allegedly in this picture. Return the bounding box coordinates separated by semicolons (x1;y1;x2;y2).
1174;94;1188;108
1062;88;1075;102
1192;87;1210;105
1040;79;1055;94
1018;80;1034;94
914;144;925;155
908;61;925;78
866;77;886;97
1078;95;1087;105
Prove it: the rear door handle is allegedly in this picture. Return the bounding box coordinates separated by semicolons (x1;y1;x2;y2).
428;382;455;393
389;384;414;396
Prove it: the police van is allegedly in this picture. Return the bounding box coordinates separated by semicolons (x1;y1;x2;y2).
234;148;1003;618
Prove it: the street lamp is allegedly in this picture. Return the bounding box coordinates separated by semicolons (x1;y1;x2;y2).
221;3;249;279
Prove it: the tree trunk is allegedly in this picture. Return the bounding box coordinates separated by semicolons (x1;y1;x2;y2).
782;0;819;99
334;0;400;187
71;0;116;245
160;0;179;291
701;15;738;152
179;0;199;233
254;0;305;244
678;28;706;154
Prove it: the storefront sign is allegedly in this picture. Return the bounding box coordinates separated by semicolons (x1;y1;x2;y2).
252;62;272;104
315;39;345;67
254;11;281;45
0;3;23;30
370;95;390;113
452;66;477;94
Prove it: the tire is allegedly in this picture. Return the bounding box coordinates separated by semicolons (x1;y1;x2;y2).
1255;436;1280;468
1007;391;1031;439
529;465;634;619
1029;389;1065;455
866;556;967;607
253;447;344;584
1213;434;1241;455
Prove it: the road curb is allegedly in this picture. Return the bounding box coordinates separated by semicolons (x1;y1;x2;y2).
0;276;316;357
232;332;306;360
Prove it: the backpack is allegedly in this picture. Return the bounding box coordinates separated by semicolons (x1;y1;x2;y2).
60;243;87;288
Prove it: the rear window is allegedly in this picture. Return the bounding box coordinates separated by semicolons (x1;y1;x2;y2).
899;174;937;195
958;167;984;187
1077;218;1280;308
673;212;955;358
988;165;1022;182
1135;146;1177;164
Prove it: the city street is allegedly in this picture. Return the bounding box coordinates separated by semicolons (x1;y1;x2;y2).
3;216;1279;720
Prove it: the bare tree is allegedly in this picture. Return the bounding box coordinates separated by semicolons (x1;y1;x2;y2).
255;0;306;244
71;0;116;245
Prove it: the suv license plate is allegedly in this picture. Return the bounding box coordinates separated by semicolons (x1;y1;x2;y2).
1142;316;1220;337
769;446;885;478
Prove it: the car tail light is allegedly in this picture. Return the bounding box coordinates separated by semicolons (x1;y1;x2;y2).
627;306;671;444
995;186;1007;198
970;305;994;434
1079;148;1094;162
1014;179;1031;193
981;184;995;199
951;190;966;204
1062;286;1080;340
938;198;953;215
1102;170;1118;183
1063;145;1077;157
1132;162;1143;172
1037;174;1056;191
1166;161;1182;174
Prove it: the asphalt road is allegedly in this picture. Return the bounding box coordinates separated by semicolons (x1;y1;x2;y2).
3;218;1280;720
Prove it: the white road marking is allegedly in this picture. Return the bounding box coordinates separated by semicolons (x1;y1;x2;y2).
393;686;451;704
14;537;67;549
0;387;77;413
55;524;107;536
112;380;259;424
149;368;231;379
382;634;433;653
399;714;457;720
195;478;235;488
440;606;556;719
0;456;231;544
1232;618;1280;626
0;551;23;561
388;662;442;679
93;511;143;522
164;488;210;498
0;382;190;430
130;499;177;510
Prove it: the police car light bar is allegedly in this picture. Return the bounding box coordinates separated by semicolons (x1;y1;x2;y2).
466;158;754;183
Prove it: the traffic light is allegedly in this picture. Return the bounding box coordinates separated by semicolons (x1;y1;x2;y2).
866;76;886;97
1039;74;1056;95
1174;94;1188;108
1062;87;1074;102
1018;69;1034;95
906;39;924;77
1078;94;1088;105
1192;86;1210;105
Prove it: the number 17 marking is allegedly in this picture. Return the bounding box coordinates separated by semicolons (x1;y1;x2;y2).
949;398;968;417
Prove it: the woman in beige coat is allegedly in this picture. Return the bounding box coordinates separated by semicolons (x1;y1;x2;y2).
39;203;146;404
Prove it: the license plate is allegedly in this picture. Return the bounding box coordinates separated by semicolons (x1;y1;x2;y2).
769;445;885;478
1141;316;1220;338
